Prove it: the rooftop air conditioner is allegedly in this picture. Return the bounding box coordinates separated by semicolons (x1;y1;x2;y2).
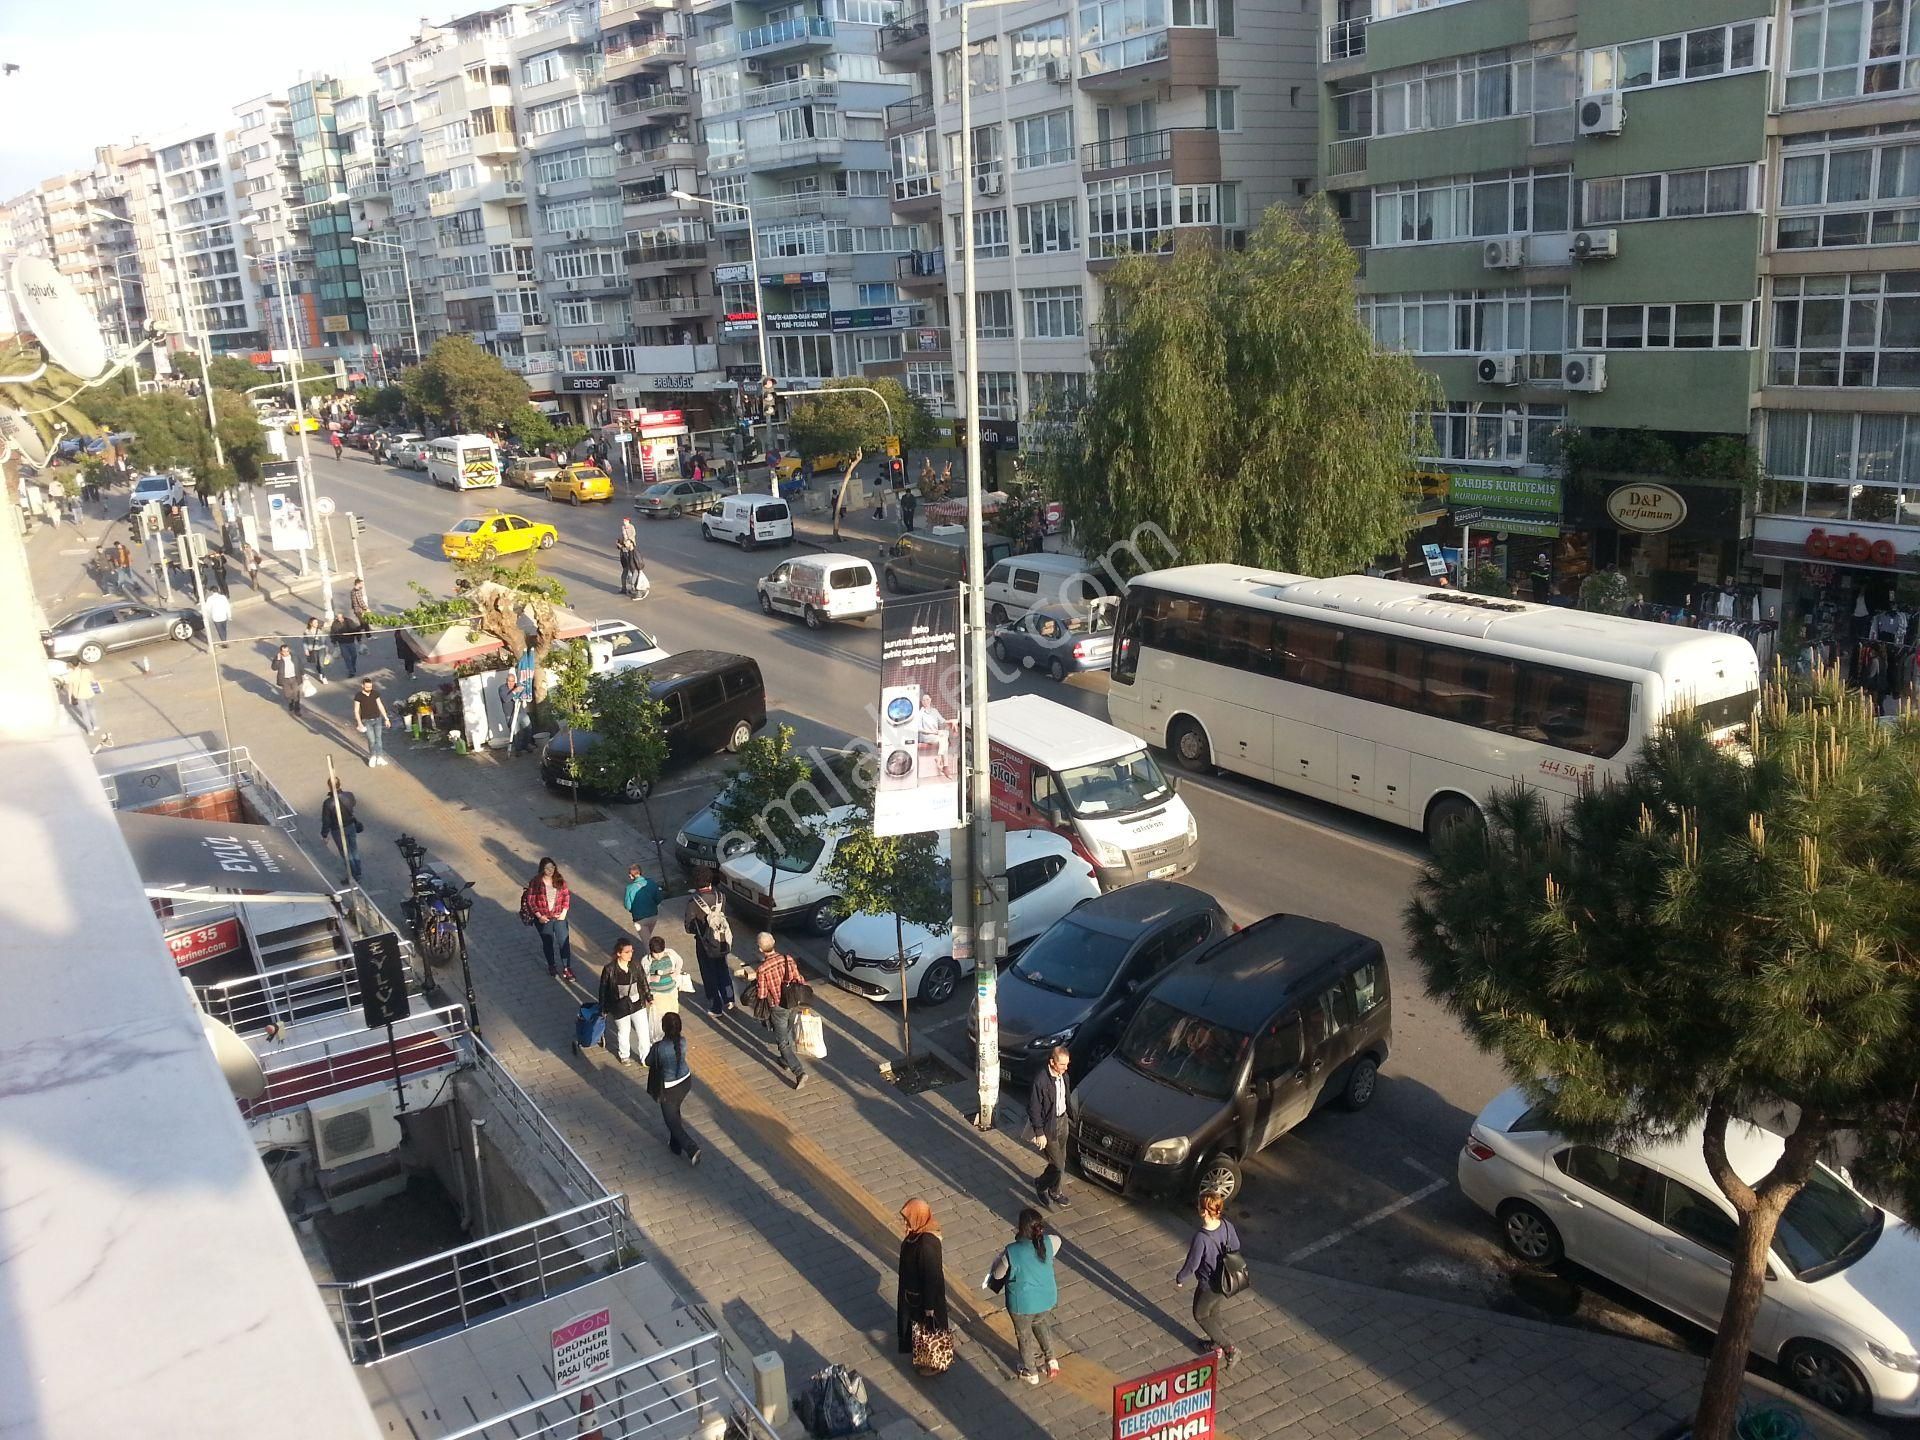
1483;237;1525;270
308;1094;404;1169
1571;227;1618;261
1476;353;1524;387
1563;353;1608;392
1578;95;1623;136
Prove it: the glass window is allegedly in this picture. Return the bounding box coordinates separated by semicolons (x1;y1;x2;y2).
1281;619;1342;690
1350;961;1383;1014
1774;1165;1885;1280
1342;631;1424;709
1118;999;1251;1101
1421;646;1518;729
1661;1180;1739;1257
1556;1146;1662;1216
1251;1015;1302;1079
1516;666;1633;757
1311;980;1357;1041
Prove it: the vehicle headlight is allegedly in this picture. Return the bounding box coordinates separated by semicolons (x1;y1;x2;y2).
1867;1340;1920;1373
1142;1137;1190;1165
1087;837;1126;867
1031;1026;1078;1049
1184;813;1198;844
674;830;690;848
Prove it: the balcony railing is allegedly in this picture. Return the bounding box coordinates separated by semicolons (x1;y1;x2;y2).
632;294;707;315
737;15;835;54
1081;126;1206;173
709;74;839;116
1327;16;1369;60
611;88;691;118
239;1004;471;1121
603;32;685;64
885;93;935;132
896;249;946;284
880;4;930;50
1326;136;1367;175
625;238;709;266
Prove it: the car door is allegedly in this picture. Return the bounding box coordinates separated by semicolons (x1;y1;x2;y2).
681;674;729;756
110;605;160;647
1642;1175;1768;1334
765;562;794;611
1006;854;1073;949
1548;1145;1660;1290
1249;1012;1316;1150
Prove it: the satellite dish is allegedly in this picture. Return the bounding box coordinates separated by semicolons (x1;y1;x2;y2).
9;254;109;380
198;1009;268;1102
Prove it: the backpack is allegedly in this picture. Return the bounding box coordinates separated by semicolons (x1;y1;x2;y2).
689;892;731;949
1212;1225;1250;1297
795;1365;869;1438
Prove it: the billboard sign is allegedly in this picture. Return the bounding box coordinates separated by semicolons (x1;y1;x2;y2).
874;592;963;837
1113;1355;1218;1440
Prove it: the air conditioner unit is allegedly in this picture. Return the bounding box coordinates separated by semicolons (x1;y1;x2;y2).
1571;227;1618;261
1483;237;1525;270
1476;353;1524;387
1044;59;1065;82
308;1094;404;1170
975;172;1003;197
1563;352;1608;392
1578;95;1624;136
568;228;590;241
744;58;768;76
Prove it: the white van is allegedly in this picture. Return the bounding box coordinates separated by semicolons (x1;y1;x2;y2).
703;494;794;549
987;694;1199;890
427;434;502;491
983;553;1107;626
757;553;879;628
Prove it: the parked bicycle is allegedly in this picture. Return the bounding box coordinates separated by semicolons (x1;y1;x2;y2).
396;832;473;969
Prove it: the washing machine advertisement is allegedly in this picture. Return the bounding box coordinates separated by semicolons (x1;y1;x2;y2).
874;590;963;837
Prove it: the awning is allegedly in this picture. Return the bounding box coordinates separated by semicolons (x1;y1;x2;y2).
116;810;336;901
397;603;596;668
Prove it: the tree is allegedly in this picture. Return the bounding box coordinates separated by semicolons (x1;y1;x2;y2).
212;389;272;487
1406;676;1920;1440
359;386;410;424
710;725;827;918
0;340;101;468
370;556;568;699
507;404;588;454
85;390;235;487
399;335;529;434
569;668;672;805
784;376;937;539
1056;198;1435;579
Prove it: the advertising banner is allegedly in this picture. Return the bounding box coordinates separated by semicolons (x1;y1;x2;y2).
875;592;963;838
267;490;311;553
551;1308;613;1391
166;917;244;969
351;933;411;1030
1113;1355;1219;1440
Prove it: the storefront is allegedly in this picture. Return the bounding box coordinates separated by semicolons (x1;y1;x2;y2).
1563;479;1748;611
1441;471;1571;597
1749;515;1920;695
557;373;614;426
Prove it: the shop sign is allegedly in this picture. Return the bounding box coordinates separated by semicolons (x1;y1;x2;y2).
914;328;946;352
766;312;829;334
953;418;1019;450
1112;1355;1218;1440
321;314;351;334
1606;483;1688;534
832;305;917;332
725;363;764;381
560;374;613;393
721;312;759;338
640;374;697;391
1447;473;1561;515
763;270;828;286
166;917;243;969
713;263;753;285
1806;528;1900;567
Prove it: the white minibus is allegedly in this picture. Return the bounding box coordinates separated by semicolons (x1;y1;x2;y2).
427;434;502;490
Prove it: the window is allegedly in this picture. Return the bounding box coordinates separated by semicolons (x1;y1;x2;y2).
974;290;1014;339
527;94;608;136
1371;47;1576;141
537;146;615;184
1022;285;1083;339
1009;17;1069;84
1018;198;1078;254
938;37;1000;102
1765;410;1920;520
1372;168;1572;248
1584;19;1770;95
977;370;1018;418
949;207;1009;259
1025;371;1088;418
1251;1015;1302;1079
1013;110;1074;170
1580;165;1758;224
1577;302;1755;352
1310;981;1357;1042
1786;0;1920;107
1204;87;1238;132
1087;171;1231;256
1556;1147;1662;1216
1777;130;1920;249
1661;1181;1740;1259
1770;272;1920;389
1078;0;1182;77
1361;287;1568;377
1350;962;1384;1015
1417;401;1565;465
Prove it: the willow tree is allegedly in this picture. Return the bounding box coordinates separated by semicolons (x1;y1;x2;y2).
1408;673;1920;1439
1057;196;1433;577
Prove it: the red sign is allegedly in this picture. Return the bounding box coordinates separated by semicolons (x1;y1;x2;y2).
247;352;272;366
1113;1355;1218;1440
1805;528;1898;567
166;917;243;969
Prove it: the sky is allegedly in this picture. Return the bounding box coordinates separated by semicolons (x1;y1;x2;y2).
0;0;439;197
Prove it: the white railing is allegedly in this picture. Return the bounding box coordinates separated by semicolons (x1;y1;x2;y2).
197;938;429;1037
1327;16;1369;60
99;745;296;827
717;74;838;115
240;1004;470;1121
1327;136;1368;174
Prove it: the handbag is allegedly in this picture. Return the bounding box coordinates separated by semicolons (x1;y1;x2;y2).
518;892;537;927
645;1060;665;1099
1213;1244;1250;1298
794;1008;827;1060
781;977;816;1011
910;1321;954;1375
300;674;319;699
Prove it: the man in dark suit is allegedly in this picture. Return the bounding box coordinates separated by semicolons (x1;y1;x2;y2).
1027;1044;1073;1209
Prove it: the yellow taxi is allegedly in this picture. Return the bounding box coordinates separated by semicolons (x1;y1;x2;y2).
440;510;559;561
281;414;322;433
545;463;615;505
774;451;853;480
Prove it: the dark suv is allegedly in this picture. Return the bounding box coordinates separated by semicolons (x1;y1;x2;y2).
542;651;766;801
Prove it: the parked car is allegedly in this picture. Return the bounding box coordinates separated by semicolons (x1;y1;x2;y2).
392;438;433;471
635;478;717;517
703;493;794;549
1458;1087;1920;1418
984;554;1109;627
44;599;202;664
375;431;423;463
342;425;380;451
973;881;1229;1084
882;528;1014;594
586;618;669;676
826;829;1100;1006
757;554;879;629
129;472;185;509
1069;913;1391;1203
720;803;860;934
990;599;1117;681
439;511;558;561
547;463;615;505
540;651;767;801
674;746;869;876
505;455;564;490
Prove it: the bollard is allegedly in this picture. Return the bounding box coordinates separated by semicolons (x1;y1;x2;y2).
752;1350;788;1426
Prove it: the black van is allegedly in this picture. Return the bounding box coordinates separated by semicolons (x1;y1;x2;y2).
1068;914;1391;1204
542;650;766;801
882;529;1014;594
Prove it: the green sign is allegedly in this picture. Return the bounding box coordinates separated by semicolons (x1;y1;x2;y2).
1477;516;1562;537
1447;473;1562;515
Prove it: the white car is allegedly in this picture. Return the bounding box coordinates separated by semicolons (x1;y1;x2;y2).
1459;1086;1920;1418
587;619;669;677
392;439;432;471
756;554;879;629
826;829;1100;1006
720;804;859;936
129;473;184;508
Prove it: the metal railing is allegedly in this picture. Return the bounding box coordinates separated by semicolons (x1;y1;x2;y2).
880;3;930;48
1327;16;1369;60
604;32;685;63
737;14;834;53
197;932;426;1036
885;93;935;131
611;88;691;118
98;745;296;828
719;74;838;115
239;1003;470;1121
896;249;946;283
470;1034;615;1206
625;239;709;266
1081;126;1207;173
1326;136;1368;175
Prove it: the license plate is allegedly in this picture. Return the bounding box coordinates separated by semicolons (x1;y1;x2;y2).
1147;863;1178;879
1082;1156;1126;1187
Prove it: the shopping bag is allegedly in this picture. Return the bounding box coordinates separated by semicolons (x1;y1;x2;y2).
794;1008;827;1060
300;674;319;699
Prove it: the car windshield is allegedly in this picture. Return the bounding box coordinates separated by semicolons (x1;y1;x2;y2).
1773;1164;1885;1280
1008;917;1131;999
1117;998;1249;1101
1053;749;1173;818
449;518;484;534
773;833;829;874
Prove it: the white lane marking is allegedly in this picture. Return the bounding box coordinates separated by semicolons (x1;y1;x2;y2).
1282;1163;1451;1264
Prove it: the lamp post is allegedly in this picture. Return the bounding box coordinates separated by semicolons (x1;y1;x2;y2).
350;235;423;367
673;188;778;495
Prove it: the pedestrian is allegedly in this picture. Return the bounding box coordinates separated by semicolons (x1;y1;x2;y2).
350;575;369;620
900;488;917;532
642;1011;701;1165
751;932;809;1090
645;934;685;1026
332;612;361;678
67;491;82;526
396;625;418;678
871;481;888;522
110;539;134;590
683;874;737;1014
987;1208;1063;1385
520;856;574;980
244;544;263;591
319;775;364;881
61;660;103;745
203;587;232;645
208;549;229;596
271;642;306;717
1174;1191;1243;1372
597;938;651;1066
353;678;392;767
1027;1044;1073;1210
46;476;65;527
624;862;661;949
303;616;329;677
330;429;343;460
616;518;639;598
897;1199;952;1377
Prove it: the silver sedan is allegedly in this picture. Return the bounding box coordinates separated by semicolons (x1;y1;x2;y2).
43;600;202;664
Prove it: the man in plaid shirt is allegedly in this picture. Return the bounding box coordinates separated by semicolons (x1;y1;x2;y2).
752;932;809;1090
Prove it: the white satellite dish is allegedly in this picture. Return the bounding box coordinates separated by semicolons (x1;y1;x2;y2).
9;254;109;380
197;1008;268;1102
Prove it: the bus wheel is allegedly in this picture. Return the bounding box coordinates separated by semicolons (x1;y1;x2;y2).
1424;794;1480;847
1169;718;1212;774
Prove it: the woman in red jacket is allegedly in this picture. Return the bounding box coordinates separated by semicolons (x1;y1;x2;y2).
521;857;574;980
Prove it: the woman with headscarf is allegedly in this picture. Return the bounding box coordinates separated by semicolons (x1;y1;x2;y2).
897;1198;952;1376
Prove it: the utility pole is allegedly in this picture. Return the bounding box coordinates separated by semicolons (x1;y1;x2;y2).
179;507;233;757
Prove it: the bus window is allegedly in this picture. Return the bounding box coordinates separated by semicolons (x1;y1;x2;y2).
1517;666;1632;757
1342;630;1423;710
1422;646;1518;730
1281;619;1342;691
1162;597;1208;660
1208;603;1266;671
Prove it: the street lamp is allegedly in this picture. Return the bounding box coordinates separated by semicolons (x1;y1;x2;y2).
673;187;778;496
350;235;423;369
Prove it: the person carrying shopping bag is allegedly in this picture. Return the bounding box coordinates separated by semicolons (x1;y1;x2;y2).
520;857;575;980
986;1208;1063;1385
897;1199;952;1377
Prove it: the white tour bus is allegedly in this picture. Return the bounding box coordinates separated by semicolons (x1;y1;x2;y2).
426;434;502;491
1107;565;1761;844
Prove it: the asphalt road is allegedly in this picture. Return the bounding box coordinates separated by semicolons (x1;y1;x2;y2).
292;448;1690;1351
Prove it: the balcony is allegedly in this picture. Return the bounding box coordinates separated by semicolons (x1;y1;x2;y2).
1078;25;1217;90
891;173;942;217
1327;15;1369;61
603;31;686;77
616;139;701;181
717;191;851;226
737;15;835;57
600;0;678;24
754;135;846;172
478;175;526;205
632;294;708;318
519;65;602;103
611;88;693;124
878;4;931;61
896;249;946;291
903;324;951;358
518;13;595;48
885;94;935;136
626;233;710;273
346;167;392;199
1081;126;1220;181
1326;136;1367;179
707;74;839;118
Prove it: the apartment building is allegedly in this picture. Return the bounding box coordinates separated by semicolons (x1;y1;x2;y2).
231;95;317;355
289;77;373;355
883;0;1316;440
153;124;269;354
1318;0;1919;642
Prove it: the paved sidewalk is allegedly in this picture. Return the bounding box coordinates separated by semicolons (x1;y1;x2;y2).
28;521;1888;1440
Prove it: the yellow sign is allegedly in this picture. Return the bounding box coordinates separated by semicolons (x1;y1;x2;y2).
884;434;901;459
321;314;351;334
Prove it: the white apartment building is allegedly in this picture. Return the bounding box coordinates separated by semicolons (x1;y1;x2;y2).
153;124;269;354
229;94;316;355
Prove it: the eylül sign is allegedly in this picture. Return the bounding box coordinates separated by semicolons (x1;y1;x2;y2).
1606;483;1688;534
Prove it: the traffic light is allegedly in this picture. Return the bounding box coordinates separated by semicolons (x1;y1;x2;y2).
352;513;368;536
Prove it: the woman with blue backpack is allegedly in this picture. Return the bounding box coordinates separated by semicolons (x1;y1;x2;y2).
1173;1190;1246;1373
986;1207;1063;1386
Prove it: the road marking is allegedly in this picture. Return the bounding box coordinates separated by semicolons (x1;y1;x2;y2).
1282;1163;1451;1264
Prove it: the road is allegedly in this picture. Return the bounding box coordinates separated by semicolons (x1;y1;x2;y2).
274;448;1689;1349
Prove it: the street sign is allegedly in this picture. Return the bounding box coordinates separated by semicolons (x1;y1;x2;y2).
1421;543;1447;577
551;1308;613;1391
261;460;299;490
315;495;336;517
351;933;410;1029
1449;506;1485;525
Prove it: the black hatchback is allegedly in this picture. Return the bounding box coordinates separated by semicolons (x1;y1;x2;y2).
542;650;766;800
973;881;1228;1084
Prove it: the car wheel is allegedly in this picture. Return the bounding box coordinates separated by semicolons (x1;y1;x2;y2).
538;533;555;549
758;590;775;615
989;604;1008;626
621;774;654;803
169;620;194;642
741;533;756;552
78;642;104;665
479;544;498;561
1047;657;1067;682
807;897;842;936
1424;794;1481;847
725;719;752;753
701;524;715;542
1169;717;1213;773
992;638;1009;662
1194;1153;1242;1204
1342;1055;1379;1110
917;958;960;1006
1497;1201;1563;1266
804;606;823;630
570;494;580;507
1783;1340;1871;1415
883;568;901;594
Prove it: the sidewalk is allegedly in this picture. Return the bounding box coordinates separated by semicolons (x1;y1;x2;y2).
29;524;1889;1440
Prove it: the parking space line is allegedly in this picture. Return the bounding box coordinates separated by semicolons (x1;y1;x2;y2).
1282;1163;1451;1265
